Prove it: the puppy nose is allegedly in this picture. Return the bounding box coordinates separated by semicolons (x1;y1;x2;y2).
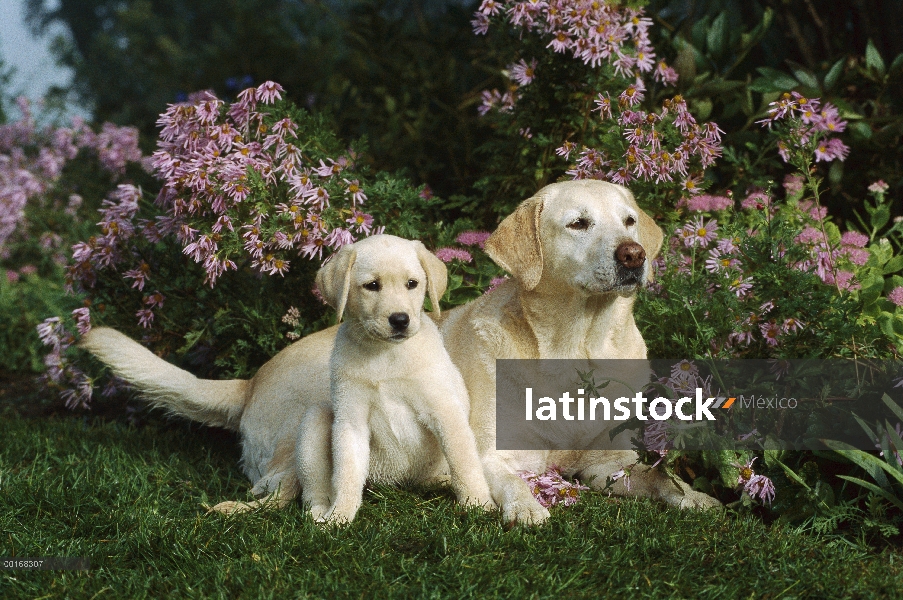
615;242;646;269
388;312;410;331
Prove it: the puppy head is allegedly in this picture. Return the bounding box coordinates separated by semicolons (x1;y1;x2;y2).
315;235;447;342
485;180;663;295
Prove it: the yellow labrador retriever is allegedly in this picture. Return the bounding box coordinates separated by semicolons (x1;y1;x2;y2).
80;180;719;522
296;235;492;523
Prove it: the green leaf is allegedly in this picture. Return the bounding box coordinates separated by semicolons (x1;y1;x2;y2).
837;476;903;511
883;394;903;423
707;12;727;58
890;53;903;76
824;58;844;90
792;67;819;89
750;67;799;93
775;459;812;491
872;205;891;231
883;255;903;274
866;39;886;78
823;439;903;488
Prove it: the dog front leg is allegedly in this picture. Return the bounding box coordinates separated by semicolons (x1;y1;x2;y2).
297;403;335;521
324;387;371;524
422;402;495;510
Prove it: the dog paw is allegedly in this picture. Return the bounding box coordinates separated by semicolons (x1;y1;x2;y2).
207;500;254;515
461;494;497;511
501;499;550;526
308;504;331;522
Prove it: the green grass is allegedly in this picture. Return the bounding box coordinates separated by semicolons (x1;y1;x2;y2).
2;391;902;599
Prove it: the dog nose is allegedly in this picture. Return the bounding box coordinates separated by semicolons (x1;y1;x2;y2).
388;312;410;331
615;242;646;269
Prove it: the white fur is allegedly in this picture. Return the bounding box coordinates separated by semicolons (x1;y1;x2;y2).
79;181;720;522
297;235;493;523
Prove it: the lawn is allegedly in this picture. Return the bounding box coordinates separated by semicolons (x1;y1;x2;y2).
1;380;902;599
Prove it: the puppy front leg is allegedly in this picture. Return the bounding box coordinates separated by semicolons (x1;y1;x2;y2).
424;399;495;510
325;385;371;524
297;403;334;521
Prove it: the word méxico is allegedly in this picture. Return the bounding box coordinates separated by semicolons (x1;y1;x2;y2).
524;388;723;422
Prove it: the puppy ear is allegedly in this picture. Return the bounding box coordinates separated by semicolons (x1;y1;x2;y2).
484;193;544;291
415;242;448;316
315;244;357;322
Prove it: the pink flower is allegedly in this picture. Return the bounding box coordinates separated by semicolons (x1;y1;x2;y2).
685;194;731;212
841;231;869;248
72;307;92;335
868;180;889;194
256;81;284;104
760;320;781;346
745;474;775;504
518;468;588;508
455;231;491;248
509;58;538;86
434;247;473;263
136;308;155;328
682;217;718;248
782;317;805;333
728;275;753;298
888;287;903;307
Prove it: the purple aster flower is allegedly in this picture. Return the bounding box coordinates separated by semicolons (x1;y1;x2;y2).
744;474;776;504
888;287;903;307
434;247;473;263
455;231;491;248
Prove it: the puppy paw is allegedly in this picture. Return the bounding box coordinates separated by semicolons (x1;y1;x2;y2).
207;500;254;515
461;493;497;512
502;499;550;526
308;504;331;522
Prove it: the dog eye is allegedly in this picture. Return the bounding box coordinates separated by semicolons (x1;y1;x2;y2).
625;216;636;227
406;279;419;290
363;281;381;292
567;218;590;231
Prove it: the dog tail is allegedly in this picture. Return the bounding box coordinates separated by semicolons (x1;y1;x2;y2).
80;327;248;430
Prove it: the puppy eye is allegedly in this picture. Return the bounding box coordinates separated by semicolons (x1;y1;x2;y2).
363;281;381;292
625;216;636;227
567;218;590;231
406;279;419;290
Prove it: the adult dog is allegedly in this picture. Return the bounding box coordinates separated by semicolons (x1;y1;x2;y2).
80;180;719;522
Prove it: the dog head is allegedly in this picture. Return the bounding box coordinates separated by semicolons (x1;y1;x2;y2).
315;234;448;342
484;180;663;295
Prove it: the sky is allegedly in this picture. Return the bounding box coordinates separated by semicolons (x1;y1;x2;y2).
0;0;84;115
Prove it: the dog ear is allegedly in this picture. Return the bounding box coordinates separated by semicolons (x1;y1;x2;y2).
484;193;544;291
415;242;448;316
315;244;357;322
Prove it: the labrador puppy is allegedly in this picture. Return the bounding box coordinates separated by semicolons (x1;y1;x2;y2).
296;235;493;523
80;180;718;521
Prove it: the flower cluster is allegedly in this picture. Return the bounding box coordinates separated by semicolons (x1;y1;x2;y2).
758;92;849;164
105;82;379;289
518;467;589;508
0;97;145;254
732;456;776;504
473;1;676;83
36;313;91;409
563;95;723;188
